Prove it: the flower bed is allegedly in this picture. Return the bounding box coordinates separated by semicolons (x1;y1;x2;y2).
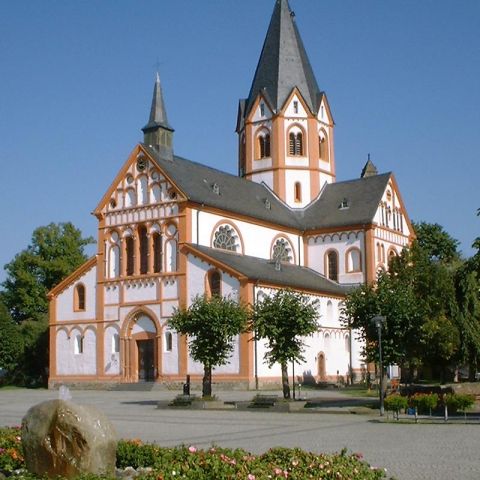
1;427;390;479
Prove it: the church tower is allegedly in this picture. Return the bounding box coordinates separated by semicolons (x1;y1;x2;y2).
236;0;335;208
142;73;174;161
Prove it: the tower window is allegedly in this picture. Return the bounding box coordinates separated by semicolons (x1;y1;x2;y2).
319;133;328;161
289;132;303;156
260;103;265;117
294;182;302;203
293;101;299;114
326;250;339;282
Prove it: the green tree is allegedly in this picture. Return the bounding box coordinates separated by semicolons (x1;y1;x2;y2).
2;222;94;323
252;289;319;399
0;296;24;377
412;221;460;263
169;294;249;398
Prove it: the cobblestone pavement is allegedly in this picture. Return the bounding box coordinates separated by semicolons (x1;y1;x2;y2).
1;388;479;480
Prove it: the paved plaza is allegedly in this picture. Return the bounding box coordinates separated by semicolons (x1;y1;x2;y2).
0;388;479;480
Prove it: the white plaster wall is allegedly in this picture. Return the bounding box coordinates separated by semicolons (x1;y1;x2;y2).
104;306;119;322
252;158;273;171
124;281;157;303
56;327;97;376
161;301;178;318
162;278;178;299
56;265;96;322
285;170;311;208
104;325;120;375
307;231;365;284
104;284;120;305
192;210;303;265
250;171;274;191
187;255;240;303
162;329;179;374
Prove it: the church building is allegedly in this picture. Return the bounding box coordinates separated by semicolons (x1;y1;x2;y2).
48;0;413;388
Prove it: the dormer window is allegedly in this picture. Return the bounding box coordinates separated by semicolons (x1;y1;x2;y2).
264;199;271;210
212;183;220;195
339;198;349;210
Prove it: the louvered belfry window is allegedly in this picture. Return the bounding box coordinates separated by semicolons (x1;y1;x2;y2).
289;132;303;156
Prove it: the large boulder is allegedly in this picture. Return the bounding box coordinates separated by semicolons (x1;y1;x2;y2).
21;399;117;478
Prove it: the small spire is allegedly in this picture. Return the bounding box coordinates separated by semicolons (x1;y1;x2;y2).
361;154;378;178
142;72;174;160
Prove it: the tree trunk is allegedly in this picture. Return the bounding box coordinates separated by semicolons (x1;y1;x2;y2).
281;362;290;399
203;365;212;398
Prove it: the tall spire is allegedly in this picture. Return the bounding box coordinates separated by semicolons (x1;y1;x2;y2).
142;73;174;160
246;0;321;115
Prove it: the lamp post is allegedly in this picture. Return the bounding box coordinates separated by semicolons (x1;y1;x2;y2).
371;315;386;416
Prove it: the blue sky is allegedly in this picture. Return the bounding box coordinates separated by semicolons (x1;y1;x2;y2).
1;1;479;282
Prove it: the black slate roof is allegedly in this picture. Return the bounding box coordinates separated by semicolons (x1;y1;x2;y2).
244;0;322;116
144;145;302;229
142;73;173;133
143;145;390;233
297;173;391;230
186;244;349;296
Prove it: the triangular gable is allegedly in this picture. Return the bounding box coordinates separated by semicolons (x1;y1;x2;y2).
93;144;187;218
279;87;313;117
48;256;96;299
245;90;275;124
318;93;335;125
387;174;415;240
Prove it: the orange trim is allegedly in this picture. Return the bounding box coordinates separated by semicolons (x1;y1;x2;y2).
48;257;96;298
239;280;253;379
365;227;376;284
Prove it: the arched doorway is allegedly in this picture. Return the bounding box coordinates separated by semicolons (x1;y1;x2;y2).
317;352;326;382
125;312;159;382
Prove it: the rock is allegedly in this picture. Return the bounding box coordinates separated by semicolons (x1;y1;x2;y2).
21;399;117;478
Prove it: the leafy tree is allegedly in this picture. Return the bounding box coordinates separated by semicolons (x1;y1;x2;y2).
412;221;460;263
2;222;94;323
0;296;24;377
252;289;319;399
169;294;249;397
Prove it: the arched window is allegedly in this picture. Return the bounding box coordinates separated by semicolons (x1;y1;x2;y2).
294;182;302;203
345;334;350;353
125;236;135;276
213;225;239;252
165;331;173;352
74;284;86;311
125;189;136;208
74;334;83;355
139;225;148;274
289;131;304;156
257;131;271;159
324;333;330;351
112;333;120;353
319;133;328;161
150;184;161;203
381;244;386;263
326;301;334;322
272;238;292;263
153;232;162;273
326;250;338;281
109;245;120;278
137;175;148;205
166;239;177;272
346;248;361;273
208;270;222;297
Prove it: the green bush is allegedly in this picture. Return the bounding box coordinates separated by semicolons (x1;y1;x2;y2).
409;393;439;414
0;428;390;479
444;393;475;413
384;394;408;413
0;426;24;473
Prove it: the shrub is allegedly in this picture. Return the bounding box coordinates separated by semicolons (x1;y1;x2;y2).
1;429;390;479
0;426;24;473
444;393;475;413
384;394;408;414
409;393;439;415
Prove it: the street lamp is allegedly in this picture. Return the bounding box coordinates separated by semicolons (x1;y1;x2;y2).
371;315;386;416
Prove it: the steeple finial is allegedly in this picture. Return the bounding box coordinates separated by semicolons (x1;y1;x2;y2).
361;155;378;178
245;0;321;116
142;72;174;160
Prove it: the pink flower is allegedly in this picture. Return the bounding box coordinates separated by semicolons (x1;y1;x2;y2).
248;475;256;480
188;445;197;453
274;467;283;475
